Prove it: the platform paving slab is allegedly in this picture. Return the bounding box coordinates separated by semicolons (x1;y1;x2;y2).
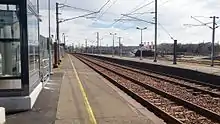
5;58;65;124
54;55;165;124
5;54;165;124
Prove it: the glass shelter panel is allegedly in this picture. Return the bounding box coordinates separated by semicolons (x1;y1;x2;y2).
39;35;50;82
27;0;40;91
0;4;21;89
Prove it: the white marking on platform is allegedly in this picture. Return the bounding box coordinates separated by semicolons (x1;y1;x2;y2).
46;82;60;86
44;86;55;91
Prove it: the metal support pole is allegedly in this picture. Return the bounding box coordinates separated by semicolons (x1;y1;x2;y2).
111;34;116;57
154;0;158;62
63;34;66;50
141;29;143;45
100;39;102;55
118;37;122;57
72;43;74;53
97;32;99;54
173;40;177;64
211;16;216;66
56;2;61;64
85;39;88;53
113;35;115;57
53;42;58;68
140;29;143;60
48;0;53;74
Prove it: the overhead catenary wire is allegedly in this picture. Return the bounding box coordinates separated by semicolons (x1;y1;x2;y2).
58;3;96;13
120;0;172;30
110;0;154;27
135;0;170;18
89;0;113;22
158;22;174;40
58;1;112;24
122;0;170;19
129;1;154;14
59;11;99;23
122;14;155;24
191;16;212;29
193;16;212;18
129;12;155;15
183;22;213;27
98;0;111;12
128;0;149;13
115;0;150;28
96;0;118;20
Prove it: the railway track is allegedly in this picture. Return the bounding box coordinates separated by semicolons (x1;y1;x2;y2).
79;55;220;115
88;56;220;97
75;54;220;124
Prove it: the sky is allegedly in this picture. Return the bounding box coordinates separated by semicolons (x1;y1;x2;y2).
39;0;220;46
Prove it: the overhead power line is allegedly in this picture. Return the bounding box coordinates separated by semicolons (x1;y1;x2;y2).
190;16;212;29
132;0;170;18
114;0;171;30
193;16;211;18
98;0;111;12
128;0;149;13
110;0;154;27
114;19;142;21
58;3;96;13
121;14;154;24
59;0;110;16
158;22;174;40
97;0;118;20
59;11;99;23
183;23;212;27
129;1;154;14
129;12;155;15
58;1;112;24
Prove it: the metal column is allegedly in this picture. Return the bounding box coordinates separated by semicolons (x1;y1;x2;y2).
154;0;158;62
56;2;60;65
173;40;177;64
211;16;216;66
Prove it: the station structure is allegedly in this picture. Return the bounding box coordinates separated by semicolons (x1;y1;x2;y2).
0;0;64;112
1;1;220;124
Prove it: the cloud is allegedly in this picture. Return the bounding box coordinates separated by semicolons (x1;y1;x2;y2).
39;0;220;46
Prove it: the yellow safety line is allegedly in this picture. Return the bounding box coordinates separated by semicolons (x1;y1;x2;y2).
68;55;97;124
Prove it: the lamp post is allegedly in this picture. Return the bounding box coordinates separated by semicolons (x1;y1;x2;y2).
110;33;117;57
136;27;147;60
62;33;66;50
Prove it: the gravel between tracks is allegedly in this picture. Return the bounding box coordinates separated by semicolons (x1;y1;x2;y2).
85;57;220;115
78;56;218;124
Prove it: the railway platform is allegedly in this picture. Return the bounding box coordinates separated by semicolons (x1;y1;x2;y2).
6;54;164;124
97;54;220;76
